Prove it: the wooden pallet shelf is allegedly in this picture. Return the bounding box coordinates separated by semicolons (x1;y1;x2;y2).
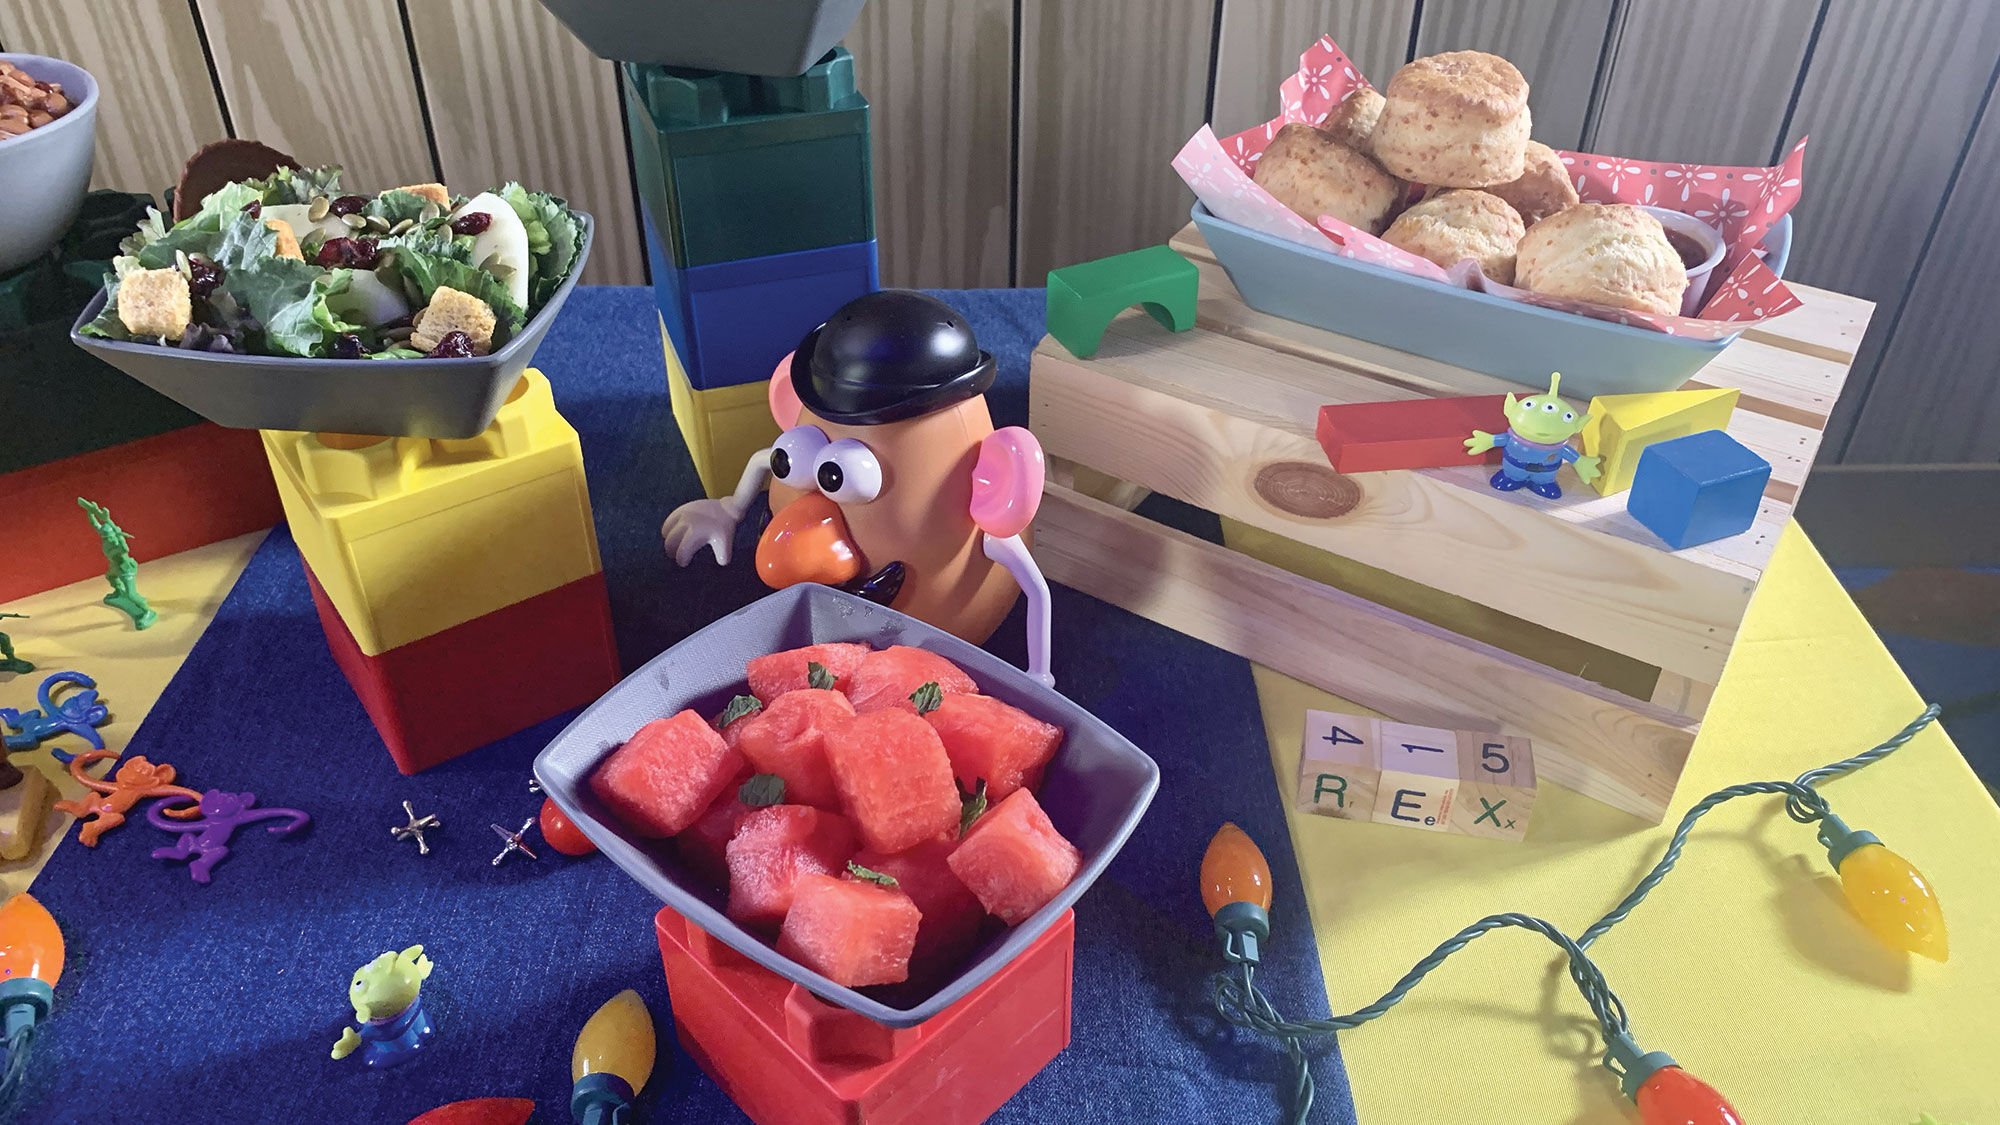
1029;223;1873;823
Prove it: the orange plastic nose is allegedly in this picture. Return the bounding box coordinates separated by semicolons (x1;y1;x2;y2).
756;492;866;589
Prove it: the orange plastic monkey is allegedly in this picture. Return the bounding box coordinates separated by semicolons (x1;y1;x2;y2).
53;751;203;846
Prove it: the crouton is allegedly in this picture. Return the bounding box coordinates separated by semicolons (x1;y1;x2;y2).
410;286;498;355
390;182;451;210
116;268;193;341
265;218;302;259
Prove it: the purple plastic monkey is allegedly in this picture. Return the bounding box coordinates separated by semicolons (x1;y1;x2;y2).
147;790;310;884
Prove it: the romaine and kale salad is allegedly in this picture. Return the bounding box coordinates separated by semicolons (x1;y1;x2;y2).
79;165;582;359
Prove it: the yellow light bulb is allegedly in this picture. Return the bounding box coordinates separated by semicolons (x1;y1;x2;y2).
1201;822;1273;918
1838;843;1948;962
572;988;656;1094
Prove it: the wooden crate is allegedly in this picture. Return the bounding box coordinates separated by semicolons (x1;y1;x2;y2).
1028;224;1874;822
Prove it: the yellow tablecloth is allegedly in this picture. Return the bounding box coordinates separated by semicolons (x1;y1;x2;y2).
1;532;262;896
1253;523;2000;1123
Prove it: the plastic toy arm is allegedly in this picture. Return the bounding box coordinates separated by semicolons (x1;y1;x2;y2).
983;533;1054;689
1465;429;1498;456
332;1026;362;1060
1572;453;1603;484
660;450;772;566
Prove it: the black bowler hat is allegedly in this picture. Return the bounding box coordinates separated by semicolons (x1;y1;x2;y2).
790;290;996;425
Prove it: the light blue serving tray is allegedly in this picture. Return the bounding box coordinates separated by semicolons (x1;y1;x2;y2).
1190;202;1793;399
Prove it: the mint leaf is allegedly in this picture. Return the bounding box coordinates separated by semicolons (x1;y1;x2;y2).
958;778;989;839
718;694;763;727
908;681;944;715
805;661;836;691
845;861;899;887
738;773;785;807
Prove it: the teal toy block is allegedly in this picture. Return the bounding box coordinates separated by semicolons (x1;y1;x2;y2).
1045;245;1198;359
1626;429;1771;550
622;48;874;271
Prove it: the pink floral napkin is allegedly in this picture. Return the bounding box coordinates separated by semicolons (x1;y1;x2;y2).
1172;35;1806;338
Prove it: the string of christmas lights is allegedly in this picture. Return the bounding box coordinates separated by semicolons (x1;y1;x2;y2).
1204;704;1945;1125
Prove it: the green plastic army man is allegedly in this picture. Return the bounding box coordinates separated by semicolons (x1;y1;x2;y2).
0;614;31;675
78;498;156;630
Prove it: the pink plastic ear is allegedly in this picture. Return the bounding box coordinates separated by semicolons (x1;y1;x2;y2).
769;352;803;429
969;427;1045;538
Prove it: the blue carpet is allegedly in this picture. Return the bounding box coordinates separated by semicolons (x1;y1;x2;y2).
20;287;1353;1125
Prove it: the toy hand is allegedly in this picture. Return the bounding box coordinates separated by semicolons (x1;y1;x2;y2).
661;498;745;567
332;1027;361;1060
1465;430;1496;455
1573;454;1602;484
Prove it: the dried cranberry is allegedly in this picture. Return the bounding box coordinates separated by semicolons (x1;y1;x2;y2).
240;200;262;219
449;211;491;236
426;331;475;358
331;333;365;360
328;194;370;217
314;236;380;270
186;257;225;299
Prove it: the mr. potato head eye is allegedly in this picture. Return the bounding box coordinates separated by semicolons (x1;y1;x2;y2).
770;426;830;490
813;438;883;504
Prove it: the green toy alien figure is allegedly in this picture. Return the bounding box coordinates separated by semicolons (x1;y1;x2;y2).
1465;372;1602;500
332;945;436;1068
0;615;32;675
77;498;156;630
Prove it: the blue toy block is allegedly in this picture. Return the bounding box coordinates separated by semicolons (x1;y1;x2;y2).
644;209;878;392
1626;429;1771;550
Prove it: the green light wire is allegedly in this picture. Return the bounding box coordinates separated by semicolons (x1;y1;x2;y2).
1211;704;1942;1125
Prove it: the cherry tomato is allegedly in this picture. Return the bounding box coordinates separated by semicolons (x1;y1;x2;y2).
539;797;597;856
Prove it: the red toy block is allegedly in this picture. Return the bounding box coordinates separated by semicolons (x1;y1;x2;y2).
654;904;1074;1125
0;423;281;602
1315;396;1509;474
304;562;621;774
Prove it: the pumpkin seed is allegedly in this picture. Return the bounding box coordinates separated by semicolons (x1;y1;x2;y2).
308;195;330;222
402;276;424;304
384;326;415;341
390;218;414;236
174;249;190;277
341;214;367;231
365;215;391;234
375;250;397;272
420;203;441;223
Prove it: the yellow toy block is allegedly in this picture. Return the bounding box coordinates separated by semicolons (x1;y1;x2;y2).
662;314;781;500
1445;732;1536;840
261;369;603;655
1374;721;1460;832
1294;711;1381;820
0;763;56;861
1581;387;1740;496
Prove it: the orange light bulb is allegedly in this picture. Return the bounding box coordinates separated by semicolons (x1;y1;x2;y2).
1837;843;1947;962
0;894;63;990
1201;822;1272;918
1635;1065;1746;1125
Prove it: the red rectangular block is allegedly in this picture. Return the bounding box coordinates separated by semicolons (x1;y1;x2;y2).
1315;396;1508;473
305;562;621;774
654;904;1073;1125
0;423;282;602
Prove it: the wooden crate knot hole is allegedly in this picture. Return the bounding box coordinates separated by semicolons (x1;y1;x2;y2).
1254;461;1361;520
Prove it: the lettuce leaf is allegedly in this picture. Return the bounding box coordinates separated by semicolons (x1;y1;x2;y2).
498;183;581;309
248;164;345;205
262;273;367;357
78;274;132;340
380;226;527;341
367;345;425;360
364;189;434;225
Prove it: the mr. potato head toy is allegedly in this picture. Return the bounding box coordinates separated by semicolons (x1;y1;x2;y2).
662;291;1054;686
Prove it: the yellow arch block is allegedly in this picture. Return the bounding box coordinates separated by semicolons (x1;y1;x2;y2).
1581;387;1740;496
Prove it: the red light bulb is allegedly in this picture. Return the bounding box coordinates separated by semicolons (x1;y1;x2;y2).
1635;1065;1746;1124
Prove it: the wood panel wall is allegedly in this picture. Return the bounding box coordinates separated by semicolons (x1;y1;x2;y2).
3;0;1998;464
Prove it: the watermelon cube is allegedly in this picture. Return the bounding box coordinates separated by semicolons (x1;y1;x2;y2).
736;689;854;810
854;841;985;983
925;694;1064;801
747;643;871;703
589;710;744;837
714;705;758;754
843;646;978;714
824;710;962;853
725;805;858;929
676;783;752;887
948;789;1080;924
777;874;921;987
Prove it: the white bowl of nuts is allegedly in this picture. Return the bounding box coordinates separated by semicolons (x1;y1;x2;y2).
0;53;97;273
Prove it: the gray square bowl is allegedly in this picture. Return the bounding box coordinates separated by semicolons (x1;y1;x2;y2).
538;0;866;76
67;212;592;440
533;583;1160;1027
